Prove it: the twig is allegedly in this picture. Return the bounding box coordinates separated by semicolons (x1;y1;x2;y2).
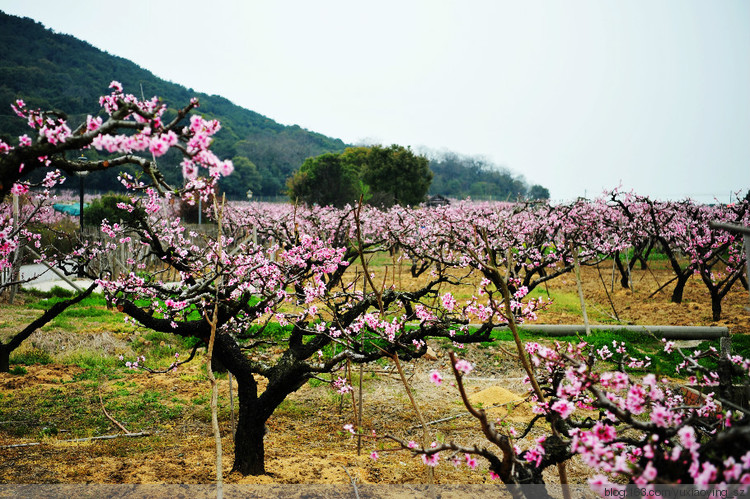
497;345;520;359
647;275;678;299
571;245;590;337
98;386;131;434
391;353;434;484
407;402;519;430
341;466;360;499
1;431;151;449
595;261;620;321
228;372;235;437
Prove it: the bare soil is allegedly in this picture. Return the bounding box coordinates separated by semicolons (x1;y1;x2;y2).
0;264;748;484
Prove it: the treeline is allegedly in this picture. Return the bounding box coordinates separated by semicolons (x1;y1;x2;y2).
427;151;549;201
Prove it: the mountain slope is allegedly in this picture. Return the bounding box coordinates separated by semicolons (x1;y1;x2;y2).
0;11;347;197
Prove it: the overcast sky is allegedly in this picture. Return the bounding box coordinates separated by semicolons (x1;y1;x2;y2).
2;0;748;203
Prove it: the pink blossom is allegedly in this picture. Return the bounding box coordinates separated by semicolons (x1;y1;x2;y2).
441;292;457;312
429;370;443;386
10;183;29;196
421;452;440;467
465;454;478;469
370;451;379;461
551;399;575;419
109;80;123;93
86;115;103;132
454;359;473;375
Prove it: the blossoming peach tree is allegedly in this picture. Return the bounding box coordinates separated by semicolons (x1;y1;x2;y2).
0;82;232;371
384;339;750;497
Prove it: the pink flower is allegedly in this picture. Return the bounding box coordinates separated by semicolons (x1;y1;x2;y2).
370;451;379;461
551;399;575;419
465;454;478;470
10;183;29;196
441;292;457;312
429;370;443;386
109;80;123;93
454;359;473;375
86;115;103;132
589;475;622;496
641;461;657;482
421;452;440;467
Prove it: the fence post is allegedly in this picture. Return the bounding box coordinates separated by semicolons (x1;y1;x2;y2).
708;221;750;311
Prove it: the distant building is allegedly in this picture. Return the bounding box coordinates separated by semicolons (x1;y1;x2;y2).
425;195;450;207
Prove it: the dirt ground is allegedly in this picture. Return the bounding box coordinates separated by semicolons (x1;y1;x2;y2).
0;263;748;485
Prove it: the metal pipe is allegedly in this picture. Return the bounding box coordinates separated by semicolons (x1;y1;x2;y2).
490;324;730;339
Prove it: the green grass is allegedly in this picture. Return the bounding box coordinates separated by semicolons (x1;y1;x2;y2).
527;287;617;323
10;348;53;366
487;327;750;380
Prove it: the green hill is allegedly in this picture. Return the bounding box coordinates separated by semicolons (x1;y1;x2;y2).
0;11;347;198
0;10;548;201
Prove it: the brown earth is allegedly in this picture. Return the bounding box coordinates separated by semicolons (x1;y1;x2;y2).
0;263;748;485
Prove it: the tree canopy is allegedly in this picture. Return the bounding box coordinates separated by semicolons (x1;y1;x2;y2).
286;152;360;208
427;151;533;200
287;145;432;207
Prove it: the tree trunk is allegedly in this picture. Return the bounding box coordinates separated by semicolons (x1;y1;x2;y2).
613;252;630;289
0;344;9;373
670;274;689;303
231;375;267;475
711;293;722;322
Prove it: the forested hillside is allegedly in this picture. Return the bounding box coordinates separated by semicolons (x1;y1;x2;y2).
0;11;548;201
0;11;347;197
427;151;549;201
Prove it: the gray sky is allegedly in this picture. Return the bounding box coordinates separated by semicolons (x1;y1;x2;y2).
2;0;748;203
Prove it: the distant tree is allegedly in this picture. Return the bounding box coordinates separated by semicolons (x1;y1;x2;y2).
286;153;360;207
426;151;535;200
84;193;147;227
219;156;261;199
355;145;432;207
528;184;550;200
288;145;433;208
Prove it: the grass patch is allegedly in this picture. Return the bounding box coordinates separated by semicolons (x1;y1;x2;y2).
488;326;744;380
276;399;312;418
528;287;617;323
59;350;121;381
9;366;27;375
10;348;53;366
